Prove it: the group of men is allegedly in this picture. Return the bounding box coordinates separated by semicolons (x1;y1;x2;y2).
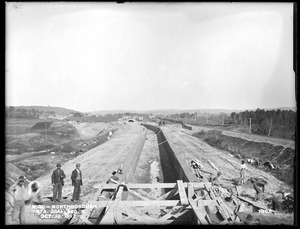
51;163;83;203
191;158;291;214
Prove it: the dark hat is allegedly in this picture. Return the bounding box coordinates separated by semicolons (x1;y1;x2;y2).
217;171;222;176
56;163;61;167
18;176;25;182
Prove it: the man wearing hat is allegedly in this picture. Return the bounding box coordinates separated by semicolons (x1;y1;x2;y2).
71;163;83;203
51;163;66;203
9;176;28;224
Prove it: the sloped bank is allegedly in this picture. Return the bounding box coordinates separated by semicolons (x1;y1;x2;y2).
193;130;294;185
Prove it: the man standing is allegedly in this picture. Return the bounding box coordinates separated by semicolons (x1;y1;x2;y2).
9;176;28;224
71;163;83;203
51;163;66;203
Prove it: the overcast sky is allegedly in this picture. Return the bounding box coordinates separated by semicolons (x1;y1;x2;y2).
6;2;295;112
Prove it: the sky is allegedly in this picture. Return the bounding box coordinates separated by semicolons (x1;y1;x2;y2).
6;2;295;112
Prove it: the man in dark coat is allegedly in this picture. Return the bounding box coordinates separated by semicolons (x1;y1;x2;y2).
51;163;66;203
71;163;83;203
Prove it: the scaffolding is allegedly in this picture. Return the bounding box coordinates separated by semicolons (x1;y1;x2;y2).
69;180;243;225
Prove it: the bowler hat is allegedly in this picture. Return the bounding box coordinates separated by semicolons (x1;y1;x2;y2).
56;163;61;167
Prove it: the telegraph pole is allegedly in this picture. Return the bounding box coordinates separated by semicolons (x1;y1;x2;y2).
45;121;48;142
249;118;252;134
268;118;273;136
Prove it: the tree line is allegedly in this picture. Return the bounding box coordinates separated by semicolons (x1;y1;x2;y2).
229;109;296;140
5;106;54;119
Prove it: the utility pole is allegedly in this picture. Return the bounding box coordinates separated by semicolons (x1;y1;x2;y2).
45;121;48;142
268;118;273;136
249;118;252;134
186;113;187;122
195;112;197;122
221;114;224;125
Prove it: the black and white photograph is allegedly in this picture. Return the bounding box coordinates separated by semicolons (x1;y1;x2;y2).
5;2;296;225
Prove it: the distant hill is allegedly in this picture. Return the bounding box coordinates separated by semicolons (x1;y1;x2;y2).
12;106;79;115
91;109;242;115
91;107;296;116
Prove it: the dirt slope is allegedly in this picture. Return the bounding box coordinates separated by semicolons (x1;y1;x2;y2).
161;125;293;194
37;122;145;202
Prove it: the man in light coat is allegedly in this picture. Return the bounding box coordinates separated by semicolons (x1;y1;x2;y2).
9;176;28;224
71;163;83;203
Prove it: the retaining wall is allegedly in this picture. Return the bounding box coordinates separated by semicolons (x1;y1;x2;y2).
143;124;193;183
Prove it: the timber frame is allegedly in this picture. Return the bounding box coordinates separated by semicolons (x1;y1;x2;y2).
69;180;245;225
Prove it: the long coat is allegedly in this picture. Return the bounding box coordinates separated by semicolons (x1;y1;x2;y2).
51;169;66;185
71;169;83;186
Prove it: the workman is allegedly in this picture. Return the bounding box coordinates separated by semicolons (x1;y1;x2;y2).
209;171;222;186
9;176;28;224
250;177;265;201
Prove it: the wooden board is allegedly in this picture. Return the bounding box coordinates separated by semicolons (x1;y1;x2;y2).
237;196;277;212
188;199;209;225
177;180;188;205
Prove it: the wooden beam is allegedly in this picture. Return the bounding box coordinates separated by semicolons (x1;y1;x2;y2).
135;189;157;200
237;196;277;212
94;182;212;190
157;187;178;200
177;180;188;205
127;188;150;201
115;186;124;200
188;199;209;225
187;183;195;200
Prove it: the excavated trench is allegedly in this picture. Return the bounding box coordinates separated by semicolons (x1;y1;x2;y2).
122;124;191;200
132;124;190;184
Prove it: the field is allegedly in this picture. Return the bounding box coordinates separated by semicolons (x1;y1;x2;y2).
5;118;118;181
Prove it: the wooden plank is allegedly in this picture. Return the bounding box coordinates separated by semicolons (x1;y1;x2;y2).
187;183;195;200
216;198;231;220
78;201;97;224
87;200;181;208
188;199;209;225
113;209;123;224
99;201;120;224
119;206;160;223
115;186;124;200
93;182;211;189
177;180;188;205
237;196;276;212
159;206;187;221
135;189;157;200
99;186;124;224
120;200;181;207
127;188;150;201
207;159;219;171
157;187;178;200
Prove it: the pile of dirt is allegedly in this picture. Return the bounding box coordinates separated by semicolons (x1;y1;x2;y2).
31;121;53;130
